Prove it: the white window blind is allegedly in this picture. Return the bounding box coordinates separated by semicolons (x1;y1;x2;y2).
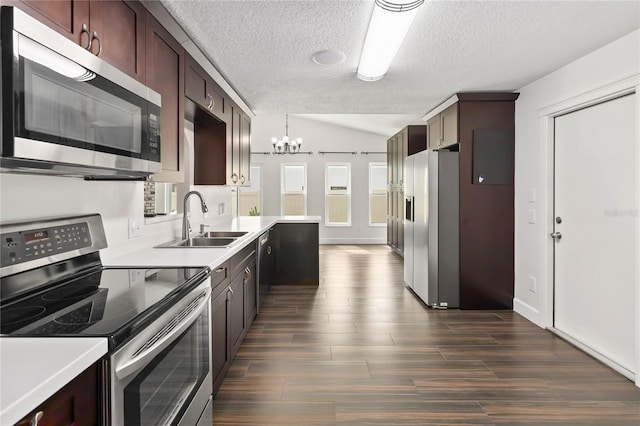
281;164;307;215
325;163;351;226
369;163;387;225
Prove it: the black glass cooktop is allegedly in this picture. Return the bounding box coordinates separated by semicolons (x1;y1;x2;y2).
0;266;209;349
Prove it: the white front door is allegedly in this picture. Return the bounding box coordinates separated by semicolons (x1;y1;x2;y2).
553;93;637;377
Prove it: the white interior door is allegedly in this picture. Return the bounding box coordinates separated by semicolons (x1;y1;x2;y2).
553;93;637;376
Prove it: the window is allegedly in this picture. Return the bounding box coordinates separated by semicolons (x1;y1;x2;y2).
281;164;307;215
369;162;387;226
325;163;351;226
232;165;262;216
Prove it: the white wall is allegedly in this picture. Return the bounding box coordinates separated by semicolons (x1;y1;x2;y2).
0;120;233;263
514;30;640;330
251;113;388;244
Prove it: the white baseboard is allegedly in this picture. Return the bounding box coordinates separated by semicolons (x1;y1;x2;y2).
513;297;544;328
320;238;387;245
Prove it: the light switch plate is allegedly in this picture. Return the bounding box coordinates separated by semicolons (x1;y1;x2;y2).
527;209;536;224
218;203;224;215
128;218;142;239
528;188;536;203
528;276;537;293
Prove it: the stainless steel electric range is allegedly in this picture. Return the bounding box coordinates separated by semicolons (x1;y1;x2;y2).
0;214;213;426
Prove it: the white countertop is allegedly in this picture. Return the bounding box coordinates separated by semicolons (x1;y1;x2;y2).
0;337;108;425
104;216;321;269
0;216;319;423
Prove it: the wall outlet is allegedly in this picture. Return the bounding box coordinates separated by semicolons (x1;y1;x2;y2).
528;276;536;293
128;218;142;239
528;188;536;203
218;203;224;215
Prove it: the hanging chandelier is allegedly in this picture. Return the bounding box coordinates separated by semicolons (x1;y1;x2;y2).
271;114;302;154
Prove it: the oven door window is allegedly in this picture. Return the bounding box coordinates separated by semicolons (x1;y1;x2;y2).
123;307;209;426
16;35;146;158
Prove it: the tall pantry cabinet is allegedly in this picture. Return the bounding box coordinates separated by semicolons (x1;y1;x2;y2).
424;92;519;309
387;125;426;256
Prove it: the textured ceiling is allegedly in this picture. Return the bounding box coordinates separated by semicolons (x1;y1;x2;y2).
160;0;639;135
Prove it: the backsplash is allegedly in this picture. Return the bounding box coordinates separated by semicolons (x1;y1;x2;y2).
144;181;156;216
0;173;233;262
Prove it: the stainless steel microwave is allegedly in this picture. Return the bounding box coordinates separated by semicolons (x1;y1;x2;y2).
0;6;161;179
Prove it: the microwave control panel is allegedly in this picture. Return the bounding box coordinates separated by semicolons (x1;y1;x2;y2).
148;112;160;159
1;221;92;266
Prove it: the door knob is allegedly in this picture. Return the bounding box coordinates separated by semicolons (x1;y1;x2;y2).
550;232;562;240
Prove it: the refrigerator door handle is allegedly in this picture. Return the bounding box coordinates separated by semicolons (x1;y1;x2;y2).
411;197;415;222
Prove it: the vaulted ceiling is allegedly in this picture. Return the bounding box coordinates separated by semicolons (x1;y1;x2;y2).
160;0;639;135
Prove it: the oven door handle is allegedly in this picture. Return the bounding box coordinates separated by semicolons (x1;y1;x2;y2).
114;286;211;380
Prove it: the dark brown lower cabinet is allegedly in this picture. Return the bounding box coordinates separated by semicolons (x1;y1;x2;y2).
15;363;99;426
244;260;257;323
211;264;231;393
212;242;257;395
272;223;319;286
228;269;246;359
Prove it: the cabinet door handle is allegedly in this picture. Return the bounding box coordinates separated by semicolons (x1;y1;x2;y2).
214;267;225;273
267;246;272;255
91;31;102;56
207;94;214;110
227;287;234;302
231;173;238;183
244;266;251;282
80;24;91;50
240;175;246;184
29;411;43;426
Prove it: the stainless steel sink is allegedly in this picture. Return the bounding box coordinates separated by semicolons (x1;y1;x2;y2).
155;237;238;248
201;231;248;238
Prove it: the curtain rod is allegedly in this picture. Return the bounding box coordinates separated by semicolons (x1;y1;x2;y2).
254;151;385;156
317;151;357;155
253;151;314;155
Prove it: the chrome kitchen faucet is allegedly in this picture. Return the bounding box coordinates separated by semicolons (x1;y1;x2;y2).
182;191;209;240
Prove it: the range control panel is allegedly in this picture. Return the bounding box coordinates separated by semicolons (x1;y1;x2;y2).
1;221;92;266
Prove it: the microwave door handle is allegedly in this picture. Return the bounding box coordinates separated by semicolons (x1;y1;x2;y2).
114;287;211;380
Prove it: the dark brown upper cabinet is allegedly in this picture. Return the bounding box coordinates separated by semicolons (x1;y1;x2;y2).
7;0;146;82
227;104;252;186
427;103;458;150
145;11;185;183
185;54;225;119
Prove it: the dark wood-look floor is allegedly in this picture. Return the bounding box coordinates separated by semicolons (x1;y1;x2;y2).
213;245;640;425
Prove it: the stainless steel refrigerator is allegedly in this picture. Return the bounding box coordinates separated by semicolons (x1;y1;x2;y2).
403;150;427;293
404;149;459;308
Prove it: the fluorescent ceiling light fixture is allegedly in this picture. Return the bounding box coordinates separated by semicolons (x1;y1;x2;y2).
357;0;424;82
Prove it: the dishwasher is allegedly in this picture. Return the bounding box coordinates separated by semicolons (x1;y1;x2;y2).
257;229;273;313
